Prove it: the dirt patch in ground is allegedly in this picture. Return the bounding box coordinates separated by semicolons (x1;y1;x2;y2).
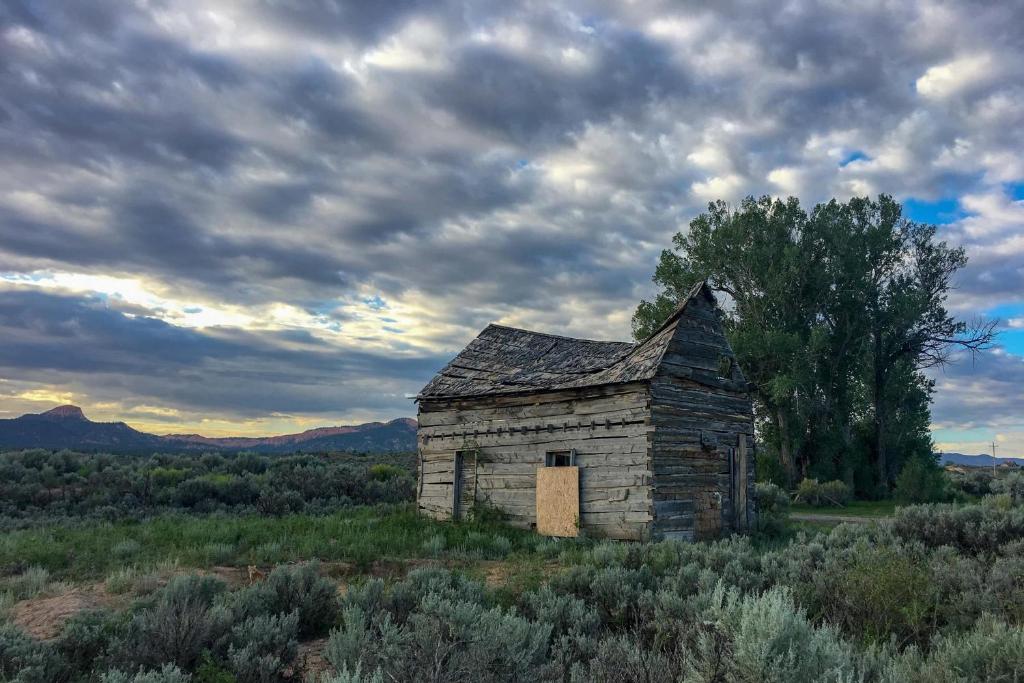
482;561;512;588
11;584;123;640
294;637;331;679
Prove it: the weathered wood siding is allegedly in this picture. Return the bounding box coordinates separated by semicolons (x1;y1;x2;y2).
417;383;653;540
649;292;756;541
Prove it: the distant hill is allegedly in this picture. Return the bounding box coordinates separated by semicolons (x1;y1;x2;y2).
162;418;418;454
0;405;416;453
939;451;1024;468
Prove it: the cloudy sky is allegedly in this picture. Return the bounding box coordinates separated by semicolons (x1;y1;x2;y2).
0;1;1021;454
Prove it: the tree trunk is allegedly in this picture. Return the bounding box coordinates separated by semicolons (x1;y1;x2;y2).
873;336;889;490
777;407;794;485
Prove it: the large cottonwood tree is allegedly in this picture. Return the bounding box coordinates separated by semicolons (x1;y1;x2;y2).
633;195;994;492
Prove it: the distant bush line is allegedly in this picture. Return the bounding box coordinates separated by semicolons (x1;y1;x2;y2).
0;450;415;530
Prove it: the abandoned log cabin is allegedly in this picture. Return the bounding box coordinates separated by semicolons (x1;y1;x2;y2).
415;281;755;541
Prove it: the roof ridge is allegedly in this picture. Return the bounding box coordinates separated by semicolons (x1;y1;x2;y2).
485;323;636;347
638;280;710;343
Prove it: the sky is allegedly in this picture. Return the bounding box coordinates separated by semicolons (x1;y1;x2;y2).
0;2;1021;453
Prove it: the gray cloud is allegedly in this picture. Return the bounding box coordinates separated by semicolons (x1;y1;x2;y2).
0;288;441;418
0;1;1021;437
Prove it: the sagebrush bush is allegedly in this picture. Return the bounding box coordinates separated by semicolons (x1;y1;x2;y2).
947;469;992;497
125;575;231;671
231;562;339;639
328;570;551;682
882;616;1024;682
795;478;852;507
314;664;384;683
0;623;67;683
891;503;1024;555
695;583;861;682
226;611;299;683
0;449;415;529
100;664;193;683
55;608;125;677
991;471;1024;506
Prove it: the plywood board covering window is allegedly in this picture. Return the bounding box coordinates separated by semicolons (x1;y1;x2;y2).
536;465;579;537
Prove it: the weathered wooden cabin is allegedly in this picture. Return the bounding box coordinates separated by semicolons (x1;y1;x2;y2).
415;282;755;541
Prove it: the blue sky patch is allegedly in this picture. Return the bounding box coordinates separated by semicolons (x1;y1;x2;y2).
902;197;963;225
363;295;387;311
839;150;869;167
984;304;1024;356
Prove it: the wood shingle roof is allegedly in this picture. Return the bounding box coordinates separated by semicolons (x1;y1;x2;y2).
417;282;712;399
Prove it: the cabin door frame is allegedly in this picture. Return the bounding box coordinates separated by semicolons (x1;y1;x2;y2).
452;449;477;521
729;435;749;530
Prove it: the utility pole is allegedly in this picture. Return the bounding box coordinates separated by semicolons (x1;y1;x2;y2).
991;440;998;478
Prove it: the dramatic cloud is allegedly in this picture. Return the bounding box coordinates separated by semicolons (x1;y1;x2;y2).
0;1;1021;450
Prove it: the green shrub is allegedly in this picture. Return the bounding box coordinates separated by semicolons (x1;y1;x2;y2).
756;451;788;487
814;545;934;645
795;478;852;507
201;543;236;566
194;655;236;683
422;534;446;557
894;457;949;504
0;449;415;529
112;539;142;560
368;464;404;481
487;535;513;559
991;471;1024;506
6;566;51;600
232;562;339;639
105;567;140;595
753;483;790;536
101;664;193;683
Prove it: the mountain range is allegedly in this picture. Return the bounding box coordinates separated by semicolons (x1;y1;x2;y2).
4;406;1020;464
0;405;417;453
938;451;1024;468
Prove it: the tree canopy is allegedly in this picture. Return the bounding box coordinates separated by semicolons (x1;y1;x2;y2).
633;195;995;494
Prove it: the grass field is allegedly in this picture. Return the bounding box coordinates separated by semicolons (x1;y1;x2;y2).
0;503;558;582
790;499;900;518
3;457;1023;682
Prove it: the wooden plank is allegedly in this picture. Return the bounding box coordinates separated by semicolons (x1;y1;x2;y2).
737;435;748;530
536;467;579;537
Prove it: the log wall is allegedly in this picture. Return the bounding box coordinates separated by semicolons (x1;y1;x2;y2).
649;293;756;541
417;383;653;540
